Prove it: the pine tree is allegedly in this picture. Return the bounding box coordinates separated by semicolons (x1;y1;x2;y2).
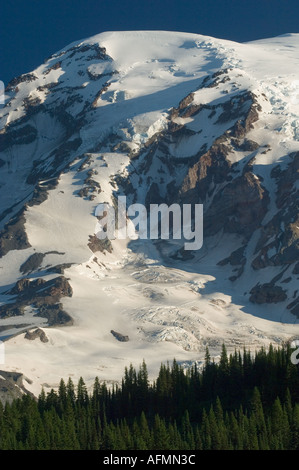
153;415;170;450
290;403;299;450
208;406;222;450
91;376;101;418
58;379;67;406
270;397;286;450
77;377;89;407
228;411;242;450
201;408;211;450
181;410;194;449
139;411;151;448
250;387;268;449
136;360;149;414
38;387;46;414
194;425;202;450
66;377;76;403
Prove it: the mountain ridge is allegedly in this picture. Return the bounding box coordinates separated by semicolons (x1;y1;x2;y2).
0;30;298;396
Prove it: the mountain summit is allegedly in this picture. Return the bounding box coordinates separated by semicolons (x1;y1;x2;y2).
0;31;298;395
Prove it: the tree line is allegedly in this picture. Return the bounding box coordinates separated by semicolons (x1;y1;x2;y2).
1;343;299;450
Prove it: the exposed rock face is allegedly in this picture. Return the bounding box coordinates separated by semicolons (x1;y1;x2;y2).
0;277;73;326
202;171;269;238
0;211;31;258
0;124;38;150
20;253;46;274
0;370;34;404
252;152;299;270
238;139;260;152
249;284;287;304
78;169;101;199
176;91;267;243
26;178;60;207
111;330;129;342
45;263;74;274
6;73;38;92
88;235;112;254
179;140;232;202
287;296;299;318
217;246;246;281
24;328;49;343
9;276;72;298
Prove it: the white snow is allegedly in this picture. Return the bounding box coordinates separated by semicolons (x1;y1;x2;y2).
0;31;299;395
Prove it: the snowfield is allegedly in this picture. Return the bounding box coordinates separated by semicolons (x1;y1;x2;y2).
0;31;299;396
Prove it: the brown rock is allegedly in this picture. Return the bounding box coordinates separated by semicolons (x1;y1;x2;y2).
25;328;49;343
249;283;287;304
111;330;129;342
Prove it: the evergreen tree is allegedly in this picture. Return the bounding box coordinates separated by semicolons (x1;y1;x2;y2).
77;377;89;407
250;387;268;449
66;377;76;403
181;410;194;449
153;415;170;450
139;411;151;448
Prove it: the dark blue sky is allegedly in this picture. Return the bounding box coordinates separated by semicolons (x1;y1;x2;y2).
1;0;299;84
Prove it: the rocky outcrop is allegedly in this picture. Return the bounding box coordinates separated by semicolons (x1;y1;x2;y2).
45;263;74;274
111;330;129;342
26;138;82;185
9;276;72;298
78;169;101;199
44;61;62;75
20;253;46;274
217;246;246;281
180;167;269;240
26;178;60;207
0;211;31;258
180;140;231;202
276;152;299;209
0;276;73;326
0;370;34;404
287;297;299;318
65;43;110;62
88;235;112;254
252;152;299;270
230;92;261;138
204;171;269;238
249;283;287;304
6;73;38;92
91;82;112;108
0;124;37;151
24;328;49;343
238;139;260;152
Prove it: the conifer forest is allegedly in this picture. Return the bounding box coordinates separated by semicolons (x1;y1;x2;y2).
1;344;299;450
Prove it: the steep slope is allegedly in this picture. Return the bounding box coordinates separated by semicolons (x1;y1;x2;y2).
0;31;298;395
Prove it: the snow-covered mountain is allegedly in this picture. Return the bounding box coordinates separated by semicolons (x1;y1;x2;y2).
0;31;298;397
